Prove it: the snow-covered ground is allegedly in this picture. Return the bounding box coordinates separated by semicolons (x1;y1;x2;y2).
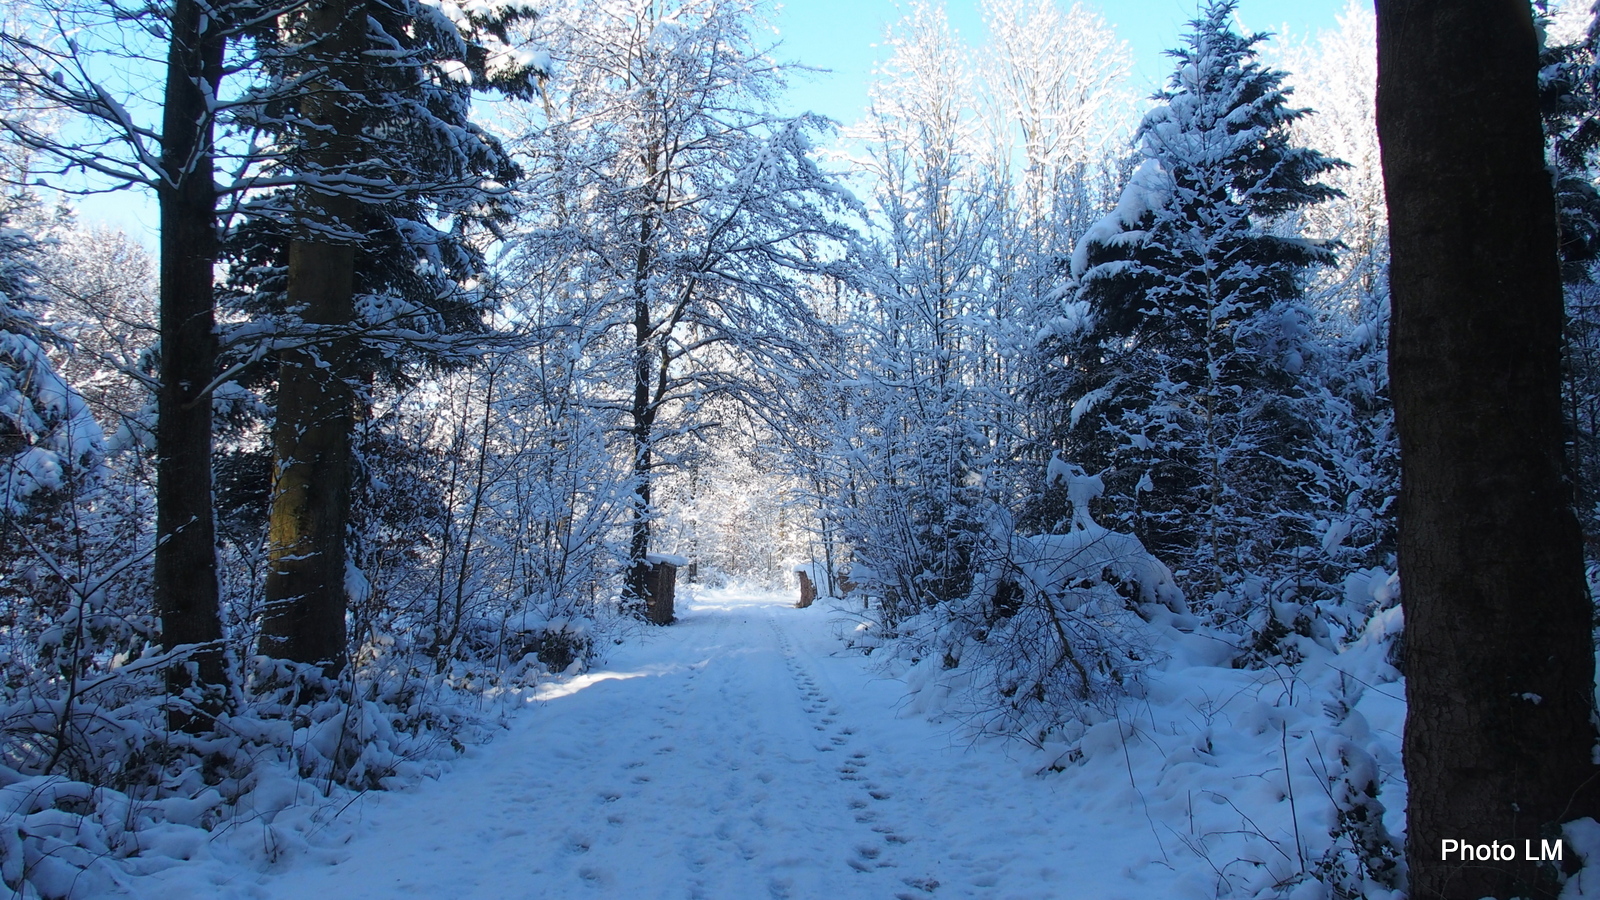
136;587;1208;900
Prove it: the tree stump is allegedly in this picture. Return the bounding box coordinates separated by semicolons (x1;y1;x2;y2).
642;561;676;625
796;570;816;608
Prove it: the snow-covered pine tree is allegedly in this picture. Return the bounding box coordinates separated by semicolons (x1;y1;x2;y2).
1043;0;1343;611
231;0;541;671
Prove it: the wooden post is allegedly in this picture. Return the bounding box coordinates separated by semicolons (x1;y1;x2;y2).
644;561;676;625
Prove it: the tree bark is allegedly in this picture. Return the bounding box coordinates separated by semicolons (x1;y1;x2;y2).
257;0;361;675
1375;2;1598;897
258;238;355;675
626;199;658;615
154;0;227;729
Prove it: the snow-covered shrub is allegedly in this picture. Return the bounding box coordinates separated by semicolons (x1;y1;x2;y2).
1313;735;1404;896
1;221;101;516
0;635;539;898
872;452;1408;898
894;465;1193;739
840;417;989;629
493;600;597;674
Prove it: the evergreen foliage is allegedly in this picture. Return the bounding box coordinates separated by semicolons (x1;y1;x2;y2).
225;0;538;378
1041;0;1343;608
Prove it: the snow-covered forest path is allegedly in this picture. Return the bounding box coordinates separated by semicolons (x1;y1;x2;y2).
226;589;1188;899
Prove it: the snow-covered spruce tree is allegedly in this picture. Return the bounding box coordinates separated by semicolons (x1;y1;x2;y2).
1042;0;1343;619
504;0;859;617
226;0;540;672
1279;3;1386;314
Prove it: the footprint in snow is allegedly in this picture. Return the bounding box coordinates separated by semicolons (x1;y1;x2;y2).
873;825;911;845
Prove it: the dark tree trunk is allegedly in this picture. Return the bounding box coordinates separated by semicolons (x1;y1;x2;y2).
258;0;361;675
626;339;656;613
625;206;657;615
154;0;227;729
1375;2;1598;897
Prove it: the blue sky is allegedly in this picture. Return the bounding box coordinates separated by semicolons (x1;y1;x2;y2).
75;0;1371;239
770;0;1371;125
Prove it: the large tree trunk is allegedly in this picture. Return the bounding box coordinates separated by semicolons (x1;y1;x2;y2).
1375;2;1598;897
258;239;355;674
258;0;360;675
154;0;227;729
